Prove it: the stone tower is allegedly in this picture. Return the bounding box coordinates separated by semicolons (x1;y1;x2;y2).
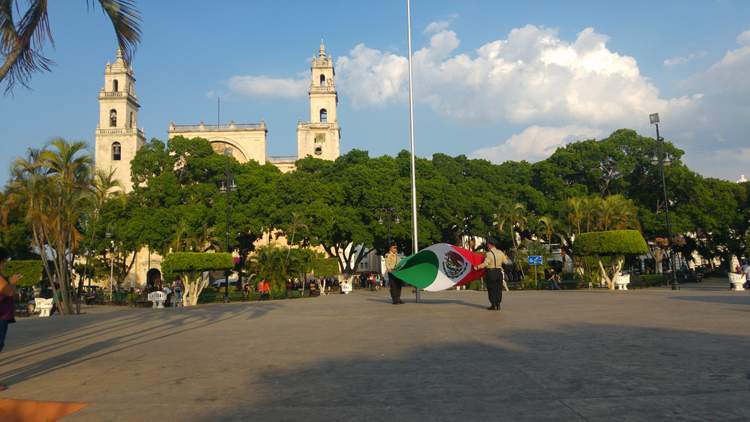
95;48;145;192
297;41;341;160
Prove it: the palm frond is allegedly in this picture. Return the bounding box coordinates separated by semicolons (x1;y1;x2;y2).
93;0;141;64
0;0;54;92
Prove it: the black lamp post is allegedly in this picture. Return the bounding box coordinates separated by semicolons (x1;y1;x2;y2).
220;148;237;302
649;113;679;290
378;207;400;248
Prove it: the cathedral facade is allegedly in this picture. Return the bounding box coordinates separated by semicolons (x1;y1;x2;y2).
94;42;341;285
96;42;341;192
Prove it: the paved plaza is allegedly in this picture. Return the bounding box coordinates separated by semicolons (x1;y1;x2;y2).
1;282;749;421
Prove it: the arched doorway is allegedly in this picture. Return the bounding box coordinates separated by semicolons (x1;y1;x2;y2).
147;268;162;290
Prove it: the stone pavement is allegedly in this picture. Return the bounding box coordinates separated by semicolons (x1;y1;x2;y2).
1;281;749;421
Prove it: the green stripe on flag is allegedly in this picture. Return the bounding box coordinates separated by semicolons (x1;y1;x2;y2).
392;250;439;289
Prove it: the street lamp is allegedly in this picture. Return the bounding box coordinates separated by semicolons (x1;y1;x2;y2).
105;227;115;300
219;148;237;302
649;113;679;290
378;207;400;247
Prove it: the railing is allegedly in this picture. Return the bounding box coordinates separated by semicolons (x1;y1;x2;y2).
169;122;266;132
100;91;123;97
309;85;336;93
268;156;297;162
96;127;145;136
298;121;336;129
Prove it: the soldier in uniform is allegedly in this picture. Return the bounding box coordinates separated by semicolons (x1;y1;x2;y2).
474;238;511;310
384;244;403;304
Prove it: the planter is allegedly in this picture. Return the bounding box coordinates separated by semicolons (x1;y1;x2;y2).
728;273;745;291
613;273;630;291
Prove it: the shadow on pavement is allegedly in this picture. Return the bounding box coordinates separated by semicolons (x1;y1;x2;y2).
365;297;487;309
0;303;278;387
670;295;750;306
197;323;750;422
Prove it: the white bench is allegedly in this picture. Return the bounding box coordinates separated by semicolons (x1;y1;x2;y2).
613;273;631;290
729;273;745;291
34;298;54;317
147;291;167;308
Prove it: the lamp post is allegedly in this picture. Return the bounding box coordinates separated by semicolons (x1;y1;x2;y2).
105;227;115;300
378;208;400;247
649;113;679;290
220;148;237;302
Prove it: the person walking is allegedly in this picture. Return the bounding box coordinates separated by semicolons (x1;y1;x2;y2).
385;244;403;304
474;239;510;310
0;247;23;391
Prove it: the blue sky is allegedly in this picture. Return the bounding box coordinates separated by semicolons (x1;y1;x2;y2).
2;0;750;184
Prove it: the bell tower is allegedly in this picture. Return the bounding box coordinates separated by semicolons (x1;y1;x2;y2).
297;41;341;160
95;48;145;192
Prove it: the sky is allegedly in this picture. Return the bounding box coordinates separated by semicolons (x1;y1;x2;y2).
2;0;749;184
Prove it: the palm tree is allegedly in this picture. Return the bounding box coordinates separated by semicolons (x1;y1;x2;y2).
9;139;93;314
538;215;555;244
0;0;141;92
79;168;122;308
566;197;585;235
495;202;528;276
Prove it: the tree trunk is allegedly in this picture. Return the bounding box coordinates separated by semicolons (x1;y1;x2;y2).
183;272;208;306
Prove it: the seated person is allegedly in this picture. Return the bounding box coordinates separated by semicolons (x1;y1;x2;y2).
549;270;562;290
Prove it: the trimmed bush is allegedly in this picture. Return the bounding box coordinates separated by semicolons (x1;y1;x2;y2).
5;260;43;287
573;230;649;256
161;252;234;278
161;252;234;306
573;230;648;290
312;256;339;277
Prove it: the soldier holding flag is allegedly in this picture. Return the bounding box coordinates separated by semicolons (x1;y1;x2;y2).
474;238;510;310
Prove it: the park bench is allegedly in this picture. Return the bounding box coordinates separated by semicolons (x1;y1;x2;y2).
34;298;53;317
147;291;167;308
728;273;745;291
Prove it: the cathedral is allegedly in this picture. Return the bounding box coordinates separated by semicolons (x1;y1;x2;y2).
94;42;341;285
95;42;341;192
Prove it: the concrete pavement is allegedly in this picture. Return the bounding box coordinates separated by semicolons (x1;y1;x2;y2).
1;281;749;421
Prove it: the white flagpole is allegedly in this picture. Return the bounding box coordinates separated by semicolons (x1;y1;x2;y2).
406;0;420;302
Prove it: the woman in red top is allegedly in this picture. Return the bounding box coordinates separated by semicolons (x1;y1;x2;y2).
0;247;23;392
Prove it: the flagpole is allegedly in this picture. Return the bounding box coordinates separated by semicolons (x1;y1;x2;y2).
406;0;420;303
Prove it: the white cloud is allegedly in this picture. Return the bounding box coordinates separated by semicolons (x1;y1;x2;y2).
470;125;603;163
336;25;695;127
335;44;409;107
228;75;307;99
424;20;451;34
664;51;707;67
224;22;750;180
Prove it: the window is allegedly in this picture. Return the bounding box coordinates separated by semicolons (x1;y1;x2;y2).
112;142;122;161
113;79;119;92
320;108;328;123
314;146;323;156
129;112;134;128
320;74;326;86
109;109;117;127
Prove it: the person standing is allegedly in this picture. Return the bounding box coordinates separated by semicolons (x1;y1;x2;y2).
0;247;23;391
173;276;184;308
385;244;403;305
475;239;510;311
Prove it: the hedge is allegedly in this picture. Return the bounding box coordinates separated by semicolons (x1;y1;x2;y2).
573;230;648;256
5;260;43;287
161;252;234;279
312;256;339;277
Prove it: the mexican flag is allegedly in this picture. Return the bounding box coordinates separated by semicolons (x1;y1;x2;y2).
391;243;486;292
